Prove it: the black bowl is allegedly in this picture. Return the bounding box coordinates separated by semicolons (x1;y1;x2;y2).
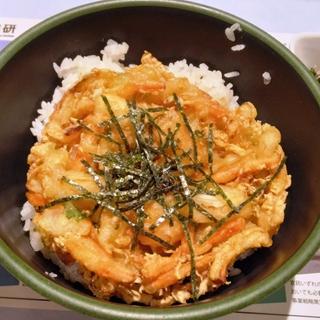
0;1;319;319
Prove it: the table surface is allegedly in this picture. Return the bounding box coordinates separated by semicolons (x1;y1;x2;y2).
0;1;319;319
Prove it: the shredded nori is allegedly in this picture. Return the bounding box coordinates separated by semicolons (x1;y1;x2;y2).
173;93;198;161
199;156;287;244
207;123;214;174
102;95;131;153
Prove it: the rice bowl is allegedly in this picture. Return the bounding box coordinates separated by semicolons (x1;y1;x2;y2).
0;1;319;319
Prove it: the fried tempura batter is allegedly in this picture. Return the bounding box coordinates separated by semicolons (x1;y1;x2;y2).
26;52;291;305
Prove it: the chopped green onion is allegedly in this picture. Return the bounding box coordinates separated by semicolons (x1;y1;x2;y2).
64;201;86;220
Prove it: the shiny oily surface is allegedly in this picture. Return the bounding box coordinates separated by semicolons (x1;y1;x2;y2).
0;1;319;319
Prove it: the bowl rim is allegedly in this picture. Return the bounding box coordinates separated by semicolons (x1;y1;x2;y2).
0;0;320;319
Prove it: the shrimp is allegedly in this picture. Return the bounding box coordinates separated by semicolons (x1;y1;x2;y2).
212;109;284;184
35;206;138;284
65;237;138;283
142;216;246;291
139;200;184;250
209;223;272;283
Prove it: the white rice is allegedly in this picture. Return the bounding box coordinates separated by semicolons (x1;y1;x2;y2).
30;39;239;141
45;271;58;278
167;60;238;108
262;71;272;85
42;248;86;284
224;71;240;78
22;39;240;261
225;23;242;42
231;44;246;52
31;39;129;140
20;201;43;251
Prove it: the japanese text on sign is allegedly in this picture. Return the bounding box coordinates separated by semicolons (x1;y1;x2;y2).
0;24;16;36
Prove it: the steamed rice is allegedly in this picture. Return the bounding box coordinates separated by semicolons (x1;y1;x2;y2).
225;23;242;42
30;39;238;141
224;71;240;78
45;271;58;278
231;44;246;52
262;71;272;85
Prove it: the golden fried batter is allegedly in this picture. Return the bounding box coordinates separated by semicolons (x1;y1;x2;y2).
26;52;291;305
